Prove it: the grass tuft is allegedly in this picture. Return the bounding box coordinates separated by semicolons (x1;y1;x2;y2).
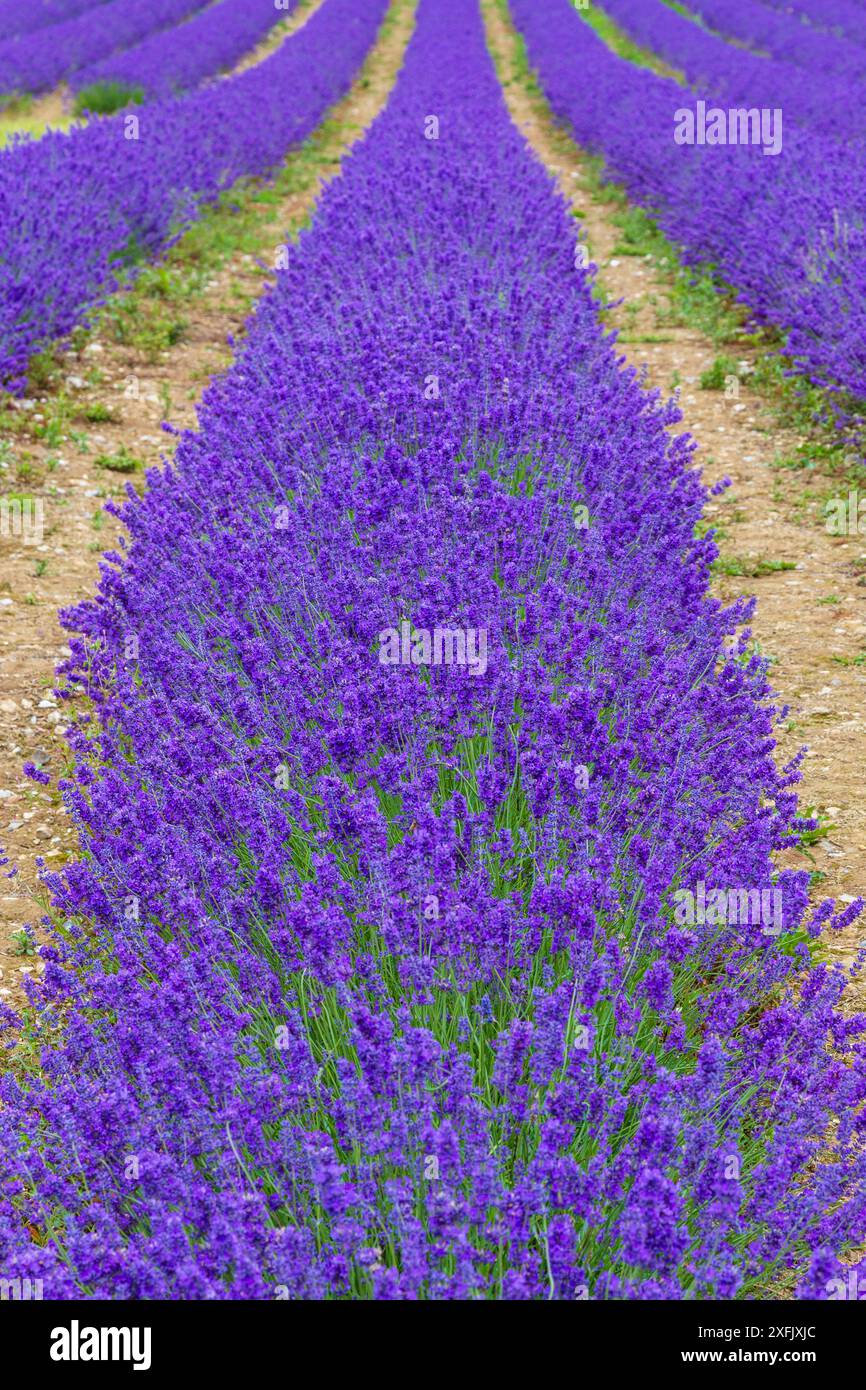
700;354;740;390
73;82;145;117
94;445;141;473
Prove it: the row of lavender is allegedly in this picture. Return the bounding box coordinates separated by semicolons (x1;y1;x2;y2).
600;0;866;141
512;0;866;426
0;0;211;96
0;0;386;391
1;0;863;1300
70;0;296;101
683;0;866;78
0;0;109;44
761;0;866;48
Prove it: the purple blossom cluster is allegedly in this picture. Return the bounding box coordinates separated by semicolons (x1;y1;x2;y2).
0;0;109;45
512;0;866;426
71;0;298;102
0;0;211;96
684;0;866;80
0;0;387;389
0;0;863;1301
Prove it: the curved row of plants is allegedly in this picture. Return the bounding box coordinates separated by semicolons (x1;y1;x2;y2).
0;0;211;97
68;0;300;104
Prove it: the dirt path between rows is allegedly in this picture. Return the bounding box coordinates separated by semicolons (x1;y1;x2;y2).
0;87;72;144
484;0;866;1005
0;0;416;1015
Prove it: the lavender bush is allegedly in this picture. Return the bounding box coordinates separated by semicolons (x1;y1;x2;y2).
682;0;866;79
599;0;866;141
0;0;387;389
0;0;212;96
760;0;866;48
0;0;110;45
71;0;298;102
0;0;863;1301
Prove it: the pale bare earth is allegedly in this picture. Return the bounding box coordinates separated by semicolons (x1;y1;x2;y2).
0;87;75;145
483;0;866;1005
0;0;417;1015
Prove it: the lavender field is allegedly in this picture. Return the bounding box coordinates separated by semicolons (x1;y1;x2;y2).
0;0;865;1326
